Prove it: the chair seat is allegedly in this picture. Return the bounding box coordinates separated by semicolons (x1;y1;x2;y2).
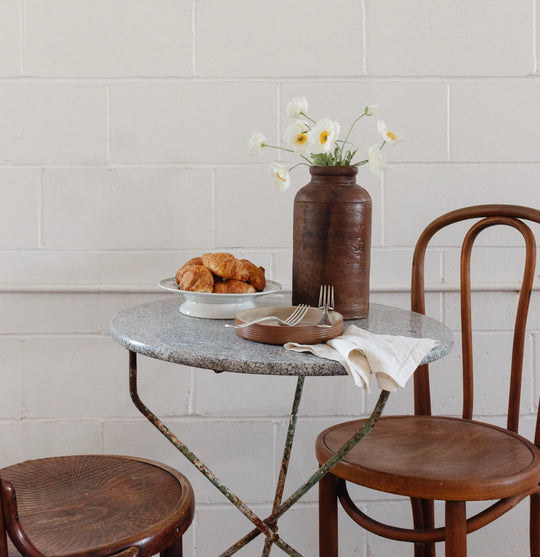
316;416;540;501
1;454;194;557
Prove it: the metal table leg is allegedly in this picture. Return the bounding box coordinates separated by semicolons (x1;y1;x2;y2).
260;376;305;557
128;351;390;556
227;389;390;554
129;351;304;556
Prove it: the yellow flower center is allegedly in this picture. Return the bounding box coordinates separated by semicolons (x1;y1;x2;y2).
276;172;286;182
319;131;329;145
295;133;308;145
386;131;396;141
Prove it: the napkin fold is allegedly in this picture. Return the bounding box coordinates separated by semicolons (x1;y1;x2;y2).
284;325;440;392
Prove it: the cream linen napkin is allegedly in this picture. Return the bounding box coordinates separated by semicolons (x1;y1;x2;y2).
284;325;440;392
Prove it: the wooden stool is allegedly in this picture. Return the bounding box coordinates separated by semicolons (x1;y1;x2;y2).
0;455;194;557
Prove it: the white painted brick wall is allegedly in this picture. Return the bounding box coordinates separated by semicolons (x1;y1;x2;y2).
0;2;21;78
24;0;193;77
0;83;107;163
1;1;539;555
365;0;534;77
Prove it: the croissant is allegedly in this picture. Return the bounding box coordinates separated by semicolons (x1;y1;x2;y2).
175;264;214;293
175;257;204;281
213;280;256;294
202;252;249;281
182;256;204;267
241;259;266;291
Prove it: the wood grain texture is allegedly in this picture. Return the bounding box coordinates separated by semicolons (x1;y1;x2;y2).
316;205;540;556
0;455;194;557
317;416;540;501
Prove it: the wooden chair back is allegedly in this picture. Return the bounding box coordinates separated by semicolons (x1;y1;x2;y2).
411;204;540;437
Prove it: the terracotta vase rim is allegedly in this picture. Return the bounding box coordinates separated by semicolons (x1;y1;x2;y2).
309;165;358;176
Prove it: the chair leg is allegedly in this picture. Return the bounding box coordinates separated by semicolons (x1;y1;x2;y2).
531;492;540;557
445;501;467;557
161;537;183;557
411;498;436;557
319;474;340;557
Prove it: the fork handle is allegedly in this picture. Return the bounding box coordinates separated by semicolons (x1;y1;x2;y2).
225;316;284;329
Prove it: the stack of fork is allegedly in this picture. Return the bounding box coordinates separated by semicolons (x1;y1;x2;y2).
225;284;335;329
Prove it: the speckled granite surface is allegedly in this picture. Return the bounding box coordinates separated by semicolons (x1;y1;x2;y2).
110;292;454;376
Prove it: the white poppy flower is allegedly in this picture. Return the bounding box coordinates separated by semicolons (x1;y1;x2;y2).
364;105;378;116
284;120;310;154
368;144;386;177
308;118;340;154
286;97;309;118
377;120;404;144
270;162;291;192
248;131;266;156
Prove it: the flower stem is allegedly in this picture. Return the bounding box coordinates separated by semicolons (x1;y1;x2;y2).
339;113;366;159
289;162;310;171
300;112;317;125
264;144;296;154
267;144;311;165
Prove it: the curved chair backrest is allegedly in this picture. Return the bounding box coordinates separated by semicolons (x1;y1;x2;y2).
411;204;540;435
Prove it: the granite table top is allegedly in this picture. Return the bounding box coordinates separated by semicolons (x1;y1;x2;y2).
110;292;453;376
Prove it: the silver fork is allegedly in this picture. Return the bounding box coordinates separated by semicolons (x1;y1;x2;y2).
317;285;334;327
225;304;310;329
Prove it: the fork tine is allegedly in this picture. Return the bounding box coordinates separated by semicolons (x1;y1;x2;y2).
288;304;309;326
286;304;309;325
318;285;324;308
284;305;302;324
330;285;334;309
284;309;299;325
297;304;310;324
321;285;329;308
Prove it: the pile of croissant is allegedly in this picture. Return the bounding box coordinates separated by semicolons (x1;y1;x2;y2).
175;252;266;294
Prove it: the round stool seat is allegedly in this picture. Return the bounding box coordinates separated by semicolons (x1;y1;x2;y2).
1;454;194;557
316;416;540;501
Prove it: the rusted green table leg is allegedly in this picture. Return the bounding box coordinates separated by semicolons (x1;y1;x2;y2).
129;352;304;557
227;389;391;553
219;375;305;557
262;376;304;556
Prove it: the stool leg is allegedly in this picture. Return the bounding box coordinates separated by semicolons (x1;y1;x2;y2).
161;537;183;557
319;474;340;557
531;492;540;557
411;497;436;557
445;500;467;557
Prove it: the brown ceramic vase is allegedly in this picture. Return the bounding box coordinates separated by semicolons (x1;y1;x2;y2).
292;166;372;319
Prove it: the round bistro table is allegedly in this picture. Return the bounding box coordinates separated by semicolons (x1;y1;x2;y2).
110;292;453;557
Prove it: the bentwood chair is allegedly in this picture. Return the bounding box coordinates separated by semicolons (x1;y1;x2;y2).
0;454;194;557
316;205;540;556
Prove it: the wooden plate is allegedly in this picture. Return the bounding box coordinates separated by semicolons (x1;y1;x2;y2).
234;306;343;345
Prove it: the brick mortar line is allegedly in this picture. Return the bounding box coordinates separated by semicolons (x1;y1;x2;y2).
2;161;540;169
0;283;536;293
1;75;540;82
